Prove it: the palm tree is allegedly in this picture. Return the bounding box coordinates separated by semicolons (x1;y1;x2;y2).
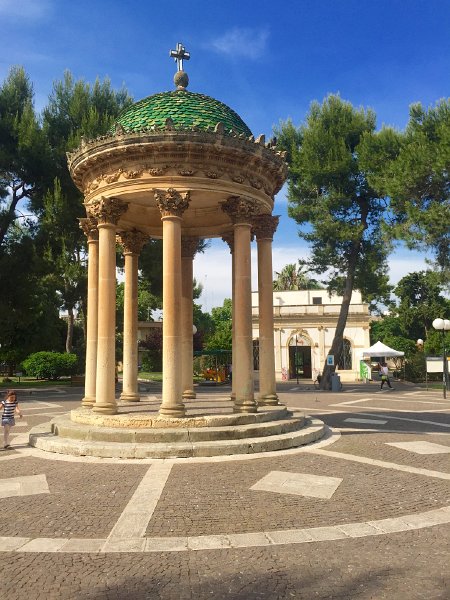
273;262;323;291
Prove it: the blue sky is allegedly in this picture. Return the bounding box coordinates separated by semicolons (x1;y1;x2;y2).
1;0;449;309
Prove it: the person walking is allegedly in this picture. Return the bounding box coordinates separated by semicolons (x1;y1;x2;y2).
380;362;394;390
1;390;23;449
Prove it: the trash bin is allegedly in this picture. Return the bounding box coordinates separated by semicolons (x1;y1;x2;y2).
331;373;341;392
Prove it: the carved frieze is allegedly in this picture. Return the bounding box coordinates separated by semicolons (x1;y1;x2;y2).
85;196;128;225
154;188;191;218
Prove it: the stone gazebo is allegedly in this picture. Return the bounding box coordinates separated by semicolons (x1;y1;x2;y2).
30;46;326;457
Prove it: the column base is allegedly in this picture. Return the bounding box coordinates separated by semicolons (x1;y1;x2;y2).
258;394;280;406
230;391;236;401
182;390;196;399
92;403;118;415
120;392;140;402
233;399;258;413
81;396;95;408
159;403;186;418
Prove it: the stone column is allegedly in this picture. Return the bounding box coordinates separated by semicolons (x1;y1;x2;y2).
181;237;201;400
222;197;258;413
117;229;149;402
87;196;128;415
253;214;280;405
155;188;190;418
79;217;99;408
222;232;236;400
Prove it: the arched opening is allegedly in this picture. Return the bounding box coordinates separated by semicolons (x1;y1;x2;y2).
338;338;352;370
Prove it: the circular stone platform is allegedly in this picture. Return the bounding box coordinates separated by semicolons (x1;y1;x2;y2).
28;402;326;459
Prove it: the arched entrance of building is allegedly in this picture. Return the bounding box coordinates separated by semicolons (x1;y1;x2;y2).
288;334;312;379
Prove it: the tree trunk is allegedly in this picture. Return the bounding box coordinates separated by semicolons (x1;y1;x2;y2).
0;186;25;247
320;242;360;390
66;307;74;353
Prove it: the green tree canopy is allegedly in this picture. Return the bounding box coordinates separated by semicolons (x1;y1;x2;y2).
276;95;392;388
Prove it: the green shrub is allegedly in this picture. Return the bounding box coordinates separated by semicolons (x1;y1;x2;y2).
22;352;78;380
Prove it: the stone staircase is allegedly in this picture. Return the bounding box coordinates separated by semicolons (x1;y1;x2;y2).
29;407;326;459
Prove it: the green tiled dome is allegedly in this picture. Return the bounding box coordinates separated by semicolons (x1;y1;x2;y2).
114;90;252;137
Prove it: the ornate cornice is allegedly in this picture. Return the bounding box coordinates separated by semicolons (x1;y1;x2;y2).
221;196;259;225
78;217;98;241
68;131;287;200
154;188;190;218
85;196;128;225
117;229;149;255
252;214;279;241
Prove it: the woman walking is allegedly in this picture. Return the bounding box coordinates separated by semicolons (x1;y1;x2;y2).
1;390;23;449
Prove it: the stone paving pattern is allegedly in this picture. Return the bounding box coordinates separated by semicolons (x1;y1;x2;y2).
0;381;449;599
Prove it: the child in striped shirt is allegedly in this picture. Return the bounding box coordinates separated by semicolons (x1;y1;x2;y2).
1;390;23;449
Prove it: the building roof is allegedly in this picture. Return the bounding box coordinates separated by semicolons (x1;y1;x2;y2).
114;90;253;137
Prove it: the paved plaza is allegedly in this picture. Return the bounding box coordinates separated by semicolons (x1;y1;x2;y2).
0;380;449;599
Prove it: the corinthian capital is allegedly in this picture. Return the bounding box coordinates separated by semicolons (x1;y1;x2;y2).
85;196;128;226
78;217;98;241
117;229;149;255
221;196;258;225
181;236;202;259
154;188;190;217
252;214;279;241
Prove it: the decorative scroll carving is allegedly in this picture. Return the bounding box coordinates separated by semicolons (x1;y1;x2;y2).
221;196;258;225
221;231;234;253
177;167;196;176
85;196;128;225
123;169;143;179
117;229;149;255
105;169;122;183
252;214;279;241
154;188;191;218
181;236;201;258
147;166;169;176
78;217;98;241
230;174;245;184
248;176;263;189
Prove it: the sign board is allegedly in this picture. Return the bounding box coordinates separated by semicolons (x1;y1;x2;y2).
426;356;449;374
327;355;334;366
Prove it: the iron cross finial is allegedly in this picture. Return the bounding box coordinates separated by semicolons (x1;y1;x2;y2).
169;43;190;72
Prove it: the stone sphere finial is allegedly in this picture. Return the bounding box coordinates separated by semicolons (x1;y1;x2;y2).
174;70;189;90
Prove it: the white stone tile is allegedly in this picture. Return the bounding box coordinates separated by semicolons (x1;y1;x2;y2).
145;537;188;552
0;474;49;499
187;535;231;550
386;441;450;454
60;538;105;553
336;522;383;538
302;526;347;541
251;470;342;499
367;518;413;533
266;529;314;545
0;537;30;551
227;532;272;548
20;538;67;552
101;538;146;552
344;418;388;425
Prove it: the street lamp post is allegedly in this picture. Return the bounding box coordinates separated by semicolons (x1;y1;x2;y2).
432;318;450;399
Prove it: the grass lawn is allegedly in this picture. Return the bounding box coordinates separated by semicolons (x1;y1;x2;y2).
0;377;72;389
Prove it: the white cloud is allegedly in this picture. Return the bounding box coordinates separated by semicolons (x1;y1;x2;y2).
0;0;52;19
210;27;269;60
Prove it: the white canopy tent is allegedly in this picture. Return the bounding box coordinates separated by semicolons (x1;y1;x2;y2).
361;341;405;358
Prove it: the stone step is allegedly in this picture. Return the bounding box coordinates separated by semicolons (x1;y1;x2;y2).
50;412;306;444
29;417;326;459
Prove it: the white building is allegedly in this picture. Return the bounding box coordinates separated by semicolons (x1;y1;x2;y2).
251;290;371;382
